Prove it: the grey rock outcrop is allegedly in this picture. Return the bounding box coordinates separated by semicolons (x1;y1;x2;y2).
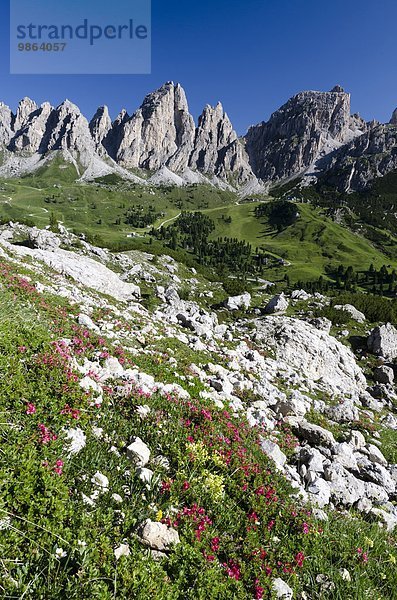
264;293;289;314
334;304;365;323
245;87;363;183
127;437;151;467
89;106;113;157
390;108;397;125
294;420;336;447
116;82;195;171
0;229;141;302
10;102;53;153
0;102;14;146
323;121;397;191
189;102;255;184
260;438;287;469
13;97;38;132
255;316;366;395
324;462;366;506
41;100;96;159
28;227;61;252
272;578;293;599
368;323;397;360
374;365;395;385
223;293;251;311
137;519;180;552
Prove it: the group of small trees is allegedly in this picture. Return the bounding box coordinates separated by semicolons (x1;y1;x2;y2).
124;206;161;228
293;264;397;297
329;263;397;294
255;200;299;231
152;212;261;276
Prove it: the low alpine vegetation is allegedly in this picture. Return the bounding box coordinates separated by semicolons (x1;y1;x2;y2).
0;229;397;599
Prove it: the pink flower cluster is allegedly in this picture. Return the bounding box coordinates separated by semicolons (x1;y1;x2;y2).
357;547;369;563
60;404;80;420
42;459;64;476
37;423;57;445
54;459;64;476
223;559;241;581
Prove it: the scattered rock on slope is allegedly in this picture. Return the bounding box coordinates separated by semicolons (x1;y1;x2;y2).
254;316;366;395
223;292;251;311
367;323;397;360
334;304;366;323
137;519;180;553
264;293;289;314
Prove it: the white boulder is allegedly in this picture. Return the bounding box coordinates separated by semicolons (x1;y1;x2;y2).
126;437;151;467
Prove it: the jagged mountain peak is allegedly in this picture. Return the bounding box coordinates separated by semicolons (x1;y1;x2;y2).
92;105;110;117
14;97;38;132
245;86;355;182
89;106;112;157
55;99;83;115
17;96;37;109
0;101;13;146
188;101;256;185
0;82;395;190
114;108;129;124
115;80;195;171
135;81;191;125
40;101;52;111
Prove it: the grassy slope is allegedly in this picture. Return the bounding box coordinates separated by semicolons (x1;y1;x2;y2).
0;157;235;246
204;203;397;281
1;157;396;282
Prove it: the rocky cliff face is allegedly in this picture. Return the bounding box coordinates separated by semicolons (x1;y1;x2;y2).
0;83;258;186
13;97;38;133
188;102;254;184
42;100;96;158
3;98;96;162
115;82;196;171
245;86;365;182
322;122;397;191
390;108;397;125
9;102;53;153
89;106;112;157
0;102;14;146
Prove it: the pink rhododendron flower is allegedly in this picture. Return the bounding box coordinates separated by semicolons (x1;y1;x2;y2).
254;581;264;599
223;560;241;581
38;424;57;445
201;409;212;421
295;551;305;567
54;460;64;476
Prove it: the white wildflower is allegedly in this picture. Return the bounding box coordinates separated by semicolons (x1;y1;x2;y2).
55;547;67;559
92;426;104;439
0;516;11;530
136;405;151;419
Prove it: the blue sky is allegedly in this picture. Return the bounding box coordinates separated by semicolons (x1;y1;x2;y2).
1;0;397;134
